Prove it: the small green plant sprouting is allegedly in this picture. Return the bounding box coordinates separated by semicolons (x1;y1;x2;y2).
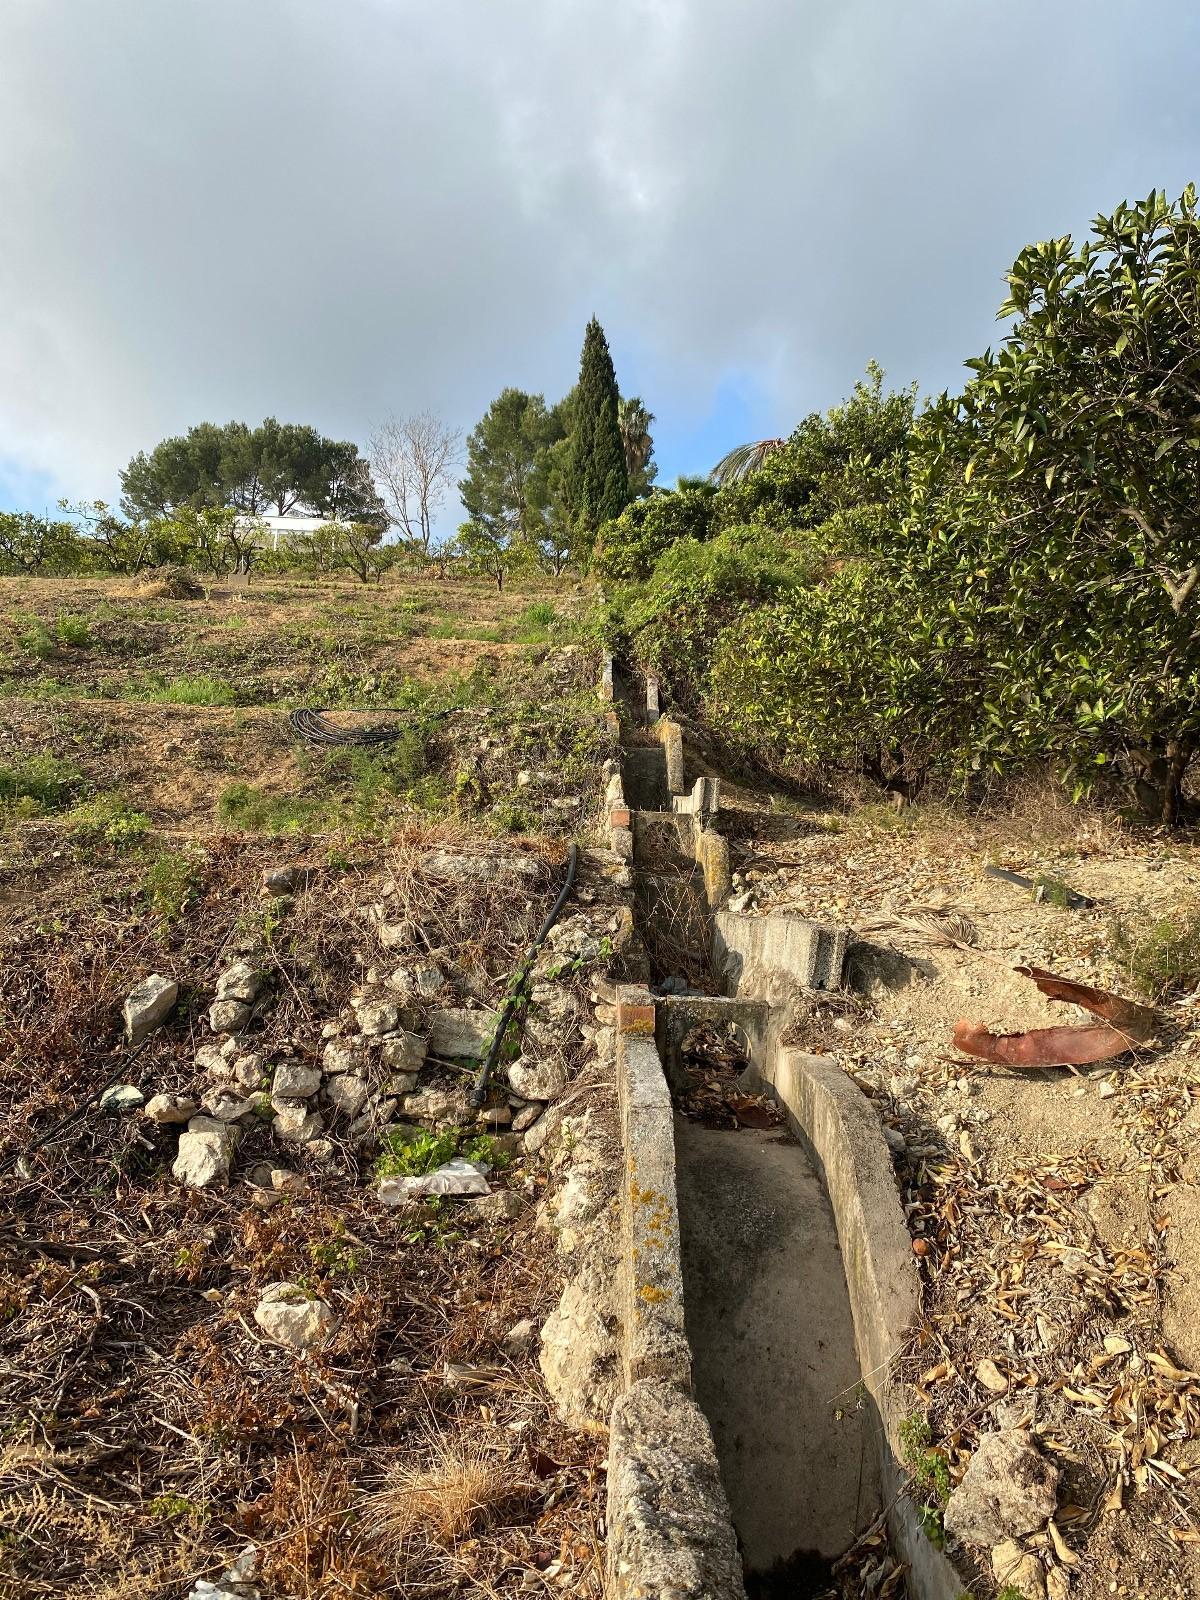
13;610;94;655
136;673;238;706
899;1411;950;1548
1109;901;1200;1001
143;847;205;925
307;1222;365;1278
1032;873;1074;909
374;1127;509;1180
148;1492;209;1523
0;754;87;818
52;614;93;648
217;781;320;835
16;619;54;659
917;1503;946;1548
491;800;530;834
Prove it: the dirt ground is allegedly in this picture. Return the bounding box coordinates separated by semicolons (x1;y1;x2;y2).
719;776;1200;1599
0;574;614;1599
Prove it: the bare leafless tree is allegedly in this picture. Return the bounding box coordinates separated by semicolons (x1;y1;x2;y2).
368;412;462;556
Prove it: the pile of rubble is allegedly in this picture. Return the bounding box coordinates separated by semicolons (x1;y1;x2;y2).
112;860;628;1208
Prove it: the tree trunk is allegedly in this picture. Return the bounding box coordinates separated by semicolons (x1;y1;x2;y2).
1130;740;1190;824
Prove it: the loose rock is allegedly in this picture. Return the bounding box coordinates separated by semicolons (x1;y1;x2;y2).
990;1539;1046;1600
100;1083;144;1114
323;1040;363;1075
209;999;252;1035
123;974;178;1046
253;1282;339;1351
272;1100;325;1144
507;1057;568;1102
271;1058;321;1099
216;961;265;1004
429;1008;497;1060
504;1316;537;1356
976;1357;1010;1395
324;1074;369;1118
173;1116;237;1188
401;1087;471;1123
353;997;401;1037
143;1092;198;1125
379;1031;426;1074
471;1190;524;1223
944;1429;1059;1546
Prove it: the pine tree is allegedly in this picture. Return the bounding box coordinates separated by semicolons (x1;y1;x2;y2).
567;318;630;538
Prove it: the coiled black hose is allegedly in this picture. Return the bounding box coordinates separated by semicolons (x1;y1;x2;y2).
289;707;442;747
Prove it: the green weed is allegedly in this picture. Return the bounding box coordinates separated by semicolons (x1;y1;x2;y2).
0;754;87;816
217;782;321;836
134;673;238;706
1032;873;1074;909
143;847;205;924
1110;901;1200;1001
148;1492;208;1524
16;620;54;659
899;1412;951;1531
70;794;150;850
375;1127;508;1179
15;613;93;656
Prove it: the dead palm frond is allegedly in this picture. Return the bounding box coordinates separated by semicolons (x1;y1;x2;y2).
710;437;787;485
854;904;980;952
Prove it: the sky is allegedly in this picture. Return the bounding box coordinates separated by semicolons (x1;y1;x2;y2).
2;0;1198;538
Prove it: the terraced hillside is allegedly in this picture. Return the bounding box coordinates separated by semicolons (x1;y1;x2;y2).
0;572;624;1600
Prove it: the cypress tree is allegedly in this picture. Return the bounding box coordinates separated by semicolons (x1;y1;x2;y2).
568;317;630;537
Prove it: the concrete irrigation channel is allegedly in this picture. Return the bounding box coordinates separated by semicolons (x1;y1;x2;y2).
600;657;962;1600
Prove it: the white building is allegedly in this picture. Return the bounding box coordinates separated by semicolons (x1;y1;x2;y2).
235;514;338;552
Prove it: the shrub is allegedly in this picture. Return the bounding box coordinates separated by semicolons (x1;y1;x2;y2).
712;363;916;535
614;522;820;695
908;187;1200;822
594;481;717;583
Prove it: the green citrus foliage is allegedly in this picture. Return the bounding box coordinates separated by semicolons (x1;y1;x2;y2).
606;191;1200;821
594;480;717;582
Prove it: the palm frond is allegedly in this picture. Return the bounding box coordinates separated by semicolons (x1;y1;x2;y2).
709;437;787;485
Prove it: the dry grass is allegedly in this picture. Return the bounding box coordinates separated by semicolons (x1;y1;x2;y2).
367;1432;531;1548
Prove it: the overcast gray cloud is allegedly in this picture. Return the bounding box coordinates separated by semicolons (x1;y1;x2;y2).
2;0;1198;519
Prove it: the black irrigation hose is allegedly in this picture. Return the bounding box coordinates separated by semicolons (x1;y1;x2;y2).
470;842;578;1108
288;706;464;747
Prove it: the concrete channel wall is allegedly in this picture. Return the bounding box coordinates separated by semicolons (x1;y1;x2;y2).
763;1051;964;1600
606;998;746;1600
597;653;961;1599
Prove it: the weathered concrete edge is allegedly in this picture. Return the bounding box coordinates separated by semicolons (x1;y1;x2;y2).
767;1047;964;1600
607;1022;745;1599
650;716;687;795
